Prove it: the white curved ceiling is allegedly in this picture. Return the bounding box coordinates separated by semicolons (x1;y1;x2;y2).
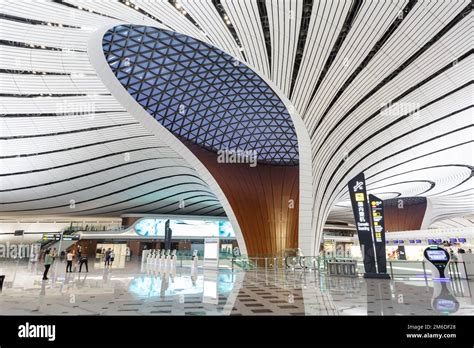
0;0;472;252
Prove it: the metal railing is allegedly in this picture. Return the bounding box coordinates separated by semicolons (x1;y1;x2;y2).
228;256;470;280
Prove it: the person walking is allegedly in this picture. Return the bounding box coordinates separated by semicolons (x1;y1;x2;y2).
77;245;82;261
66;250;74;272
51;247;58;261
110;250;115;267
104;248;111;268
78;255;89;273
43;249;53;280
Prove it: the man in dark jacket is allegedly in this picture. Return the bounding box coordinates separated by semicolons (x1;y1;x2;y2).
79;255;89;272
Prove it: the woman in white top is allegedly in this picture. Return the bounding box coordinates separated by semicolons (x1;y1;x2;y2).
66;250;74;272
110;250;115;266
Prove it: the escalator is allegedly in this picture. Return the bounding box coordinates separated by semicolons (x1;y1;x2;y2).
37;230;79;253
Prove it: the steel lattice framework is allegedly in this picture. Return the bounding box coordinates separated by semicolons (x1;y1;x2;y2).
102;25;299;165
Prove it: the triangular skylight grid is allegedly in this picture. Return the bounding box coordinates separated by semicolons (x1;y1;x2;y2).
103;25;299;165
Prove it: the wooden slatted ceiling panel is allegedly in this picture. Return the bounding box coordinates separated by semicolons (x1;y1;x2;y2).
266;0;301;96
186;141;299;257
384;199;427;232
180;0;245;61
221;0;270;76
290;0;351;114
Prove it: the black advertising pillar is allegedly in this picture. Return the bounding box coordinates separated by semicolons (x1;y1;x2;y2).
164;219;172;250
369;194;389;275
348;173;376;274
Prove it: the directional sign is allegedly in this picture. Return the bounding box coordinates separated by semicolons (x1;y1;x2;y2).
42;234;80;241
348;172;376;274
42;233;61;241
62;235;80;241
369;194;388;274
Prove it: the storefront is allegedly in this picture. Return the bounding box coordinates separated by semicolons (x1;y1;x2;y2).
323;236;354;258
76;217;239;260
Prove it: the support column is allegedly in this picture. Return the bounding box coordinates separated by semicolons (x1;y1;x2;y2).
187;143;299;257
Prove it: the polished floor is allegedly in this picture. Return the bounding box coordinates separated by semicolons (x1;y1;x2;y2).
0;258;472;316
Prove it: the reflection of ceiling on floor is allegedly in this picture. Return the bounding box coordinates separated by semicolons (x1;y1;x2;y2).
0;1;472;237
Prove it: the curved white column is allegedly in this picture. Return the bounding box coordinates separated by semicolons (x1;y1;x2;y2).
88;24;247;255
88;23;314;257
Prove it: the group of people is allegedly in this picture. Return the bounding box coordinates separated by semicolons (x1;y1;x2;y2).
42;245;89;280
42;245;118;280
103;248;115;268
448;247;472;261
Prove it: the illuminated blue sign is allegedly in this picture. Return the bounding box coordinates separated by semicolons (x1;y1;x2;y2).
134;218;235;238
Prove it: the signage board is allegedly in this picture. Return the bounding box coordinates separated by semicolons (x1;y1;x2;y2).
42;234;79;241
348;173;376;273
369;194;388;273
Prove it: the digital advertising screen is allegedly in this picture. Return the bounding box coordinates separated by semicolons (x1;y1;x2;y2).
435;299;457;311
134;218;235;239
426;250;448;261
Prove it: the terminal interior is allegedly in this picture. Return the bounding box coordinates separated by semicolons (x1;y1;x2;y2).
0;0;472;316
